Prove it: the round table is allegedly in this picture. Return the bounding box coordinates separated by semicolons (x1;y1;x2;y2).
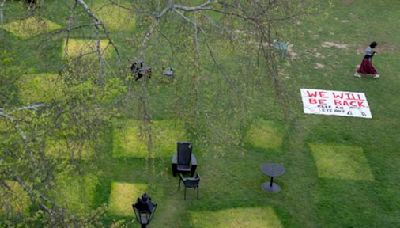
260;163;285;192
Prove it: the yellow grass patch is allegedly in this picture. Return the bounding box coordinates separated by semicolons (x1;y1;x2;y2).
0;120;8;131
309;144;375;181
94;3;136;31
62;39;112;59
112;120;186;158
18;74;61;103
190;207;283;228
108;182;148;216
0;181;30;216
246;119;283;150
1;16;61;39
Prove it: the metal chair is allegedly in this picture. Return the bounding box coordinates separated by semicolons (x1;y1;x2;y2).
179;173;200;200
163;67;174;78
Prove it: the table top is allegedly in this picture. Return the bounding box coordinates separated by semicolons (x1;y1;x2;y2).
260;163;285;177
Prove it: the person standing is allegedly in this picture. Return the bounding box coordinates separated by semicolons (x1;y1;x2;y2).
354;41;379;78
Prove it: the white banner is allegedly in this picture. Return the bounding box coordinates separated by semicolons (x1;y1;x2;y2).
300;89;372;118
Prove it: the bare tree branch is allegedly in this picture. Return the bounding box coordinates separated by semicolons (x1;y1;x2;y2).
0;103;46;115
0;103;46;151
108;0;132;11
75;0;121;63
0;0;6;25
64;0;78;58
174;0;214;12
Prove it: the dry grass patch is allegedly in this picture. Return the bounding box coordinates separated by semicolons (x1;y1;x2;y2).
62;39;112;59
112;120;186;158
356;42;399;55
94;3;136;32
314;63;325;69
1;16;61;39
309;144;374;181
321;41;349;49
108;182;147;216
190;207;283;228
342;0;354;5
245;119;283;151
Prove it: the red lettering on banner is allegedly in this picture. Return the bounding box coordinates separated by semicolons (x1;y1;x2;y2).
332;92;344;99
334;100;342;105
349;101;359;107
344;93;363;101
319;99;327;105
307;91;318;97
334;100;364;107
302;89;370;117
309;98;317;104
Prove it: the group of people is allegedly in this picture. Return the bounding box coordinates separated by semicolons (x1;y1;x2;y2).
354;41;380;79
130;60;152;81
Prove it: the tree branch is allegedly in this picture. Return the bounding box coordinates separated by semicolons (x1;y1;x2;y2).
75;0;121;63
174;0;214;12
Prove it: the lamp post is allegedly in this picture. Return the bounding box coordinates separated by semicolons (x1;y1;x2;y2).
132;193;157;227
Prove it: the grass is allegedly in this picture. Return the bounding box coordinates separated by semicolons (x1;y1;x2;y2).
61;39;113;59
309;144;374;181
1;16;62;39
45;139;94;160
17;74;61;103
108;182;148;216
1;0;400;227
190;207;283;228
92;2;136;32
0;181;30;217
52;173;99;215
112;119;186;158
245;119;284;151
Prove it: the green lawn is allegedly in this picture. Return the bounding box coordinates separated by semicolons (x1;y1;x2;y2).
1;0;400;227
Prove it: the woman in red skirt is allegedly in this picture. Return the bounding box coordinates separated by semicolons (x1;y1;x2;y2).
354;41;379;78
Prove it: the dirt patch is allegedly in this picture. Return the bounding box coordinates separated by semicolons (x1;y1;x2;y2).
343;0;354;5
314;52;325;59
322;41;349;49
356;47;364;55
356;42;399;55
287;44;297;59
314;63;325;69
379;43;399;52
